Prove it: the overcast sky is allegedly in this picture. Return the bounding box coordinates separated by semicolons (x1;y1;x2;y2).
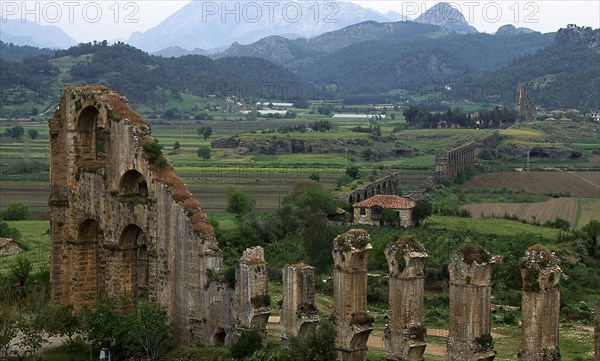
1;0;599;43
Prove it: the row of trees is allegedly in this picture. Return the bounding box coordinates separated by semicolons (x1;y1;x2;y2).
3;126;39;141
403;106;517;129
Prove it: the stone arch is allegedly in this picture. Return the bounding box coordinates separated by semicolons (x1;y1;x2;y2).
77;106;100;161
119;170;148;197
67;218;103;307
117;224;148;298
213;328;226;345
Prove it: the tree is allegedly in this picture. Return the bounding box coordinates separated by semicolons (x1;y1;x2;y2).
227;189;254;215
173;141;180;150
282;181;339;215
27;129;39;140
4;126;24;141
345;166;359;180
582;220;600;256
197;146;211;160
0;202;29;220
412;199;433;225
197;125;213;140
162;108;177;120
127;300;172;361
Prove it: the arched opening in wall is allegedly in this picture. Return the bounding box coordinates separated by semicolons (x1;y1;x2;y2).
77;106;100;161
118;224;148;299
119;170;148;198
68;218;102;306
213;328;226;345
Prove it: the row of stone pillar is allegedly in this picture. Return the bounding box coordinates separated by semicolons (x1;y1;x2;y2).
278;229;580;361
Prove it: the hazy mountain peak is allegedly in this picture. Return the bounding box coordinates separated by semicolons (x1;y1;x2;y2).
128;1;409;52
0;18;77;49
415;2;478;33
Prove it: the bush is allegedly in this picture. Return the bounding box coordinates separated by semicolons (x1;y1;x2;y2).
197;146;212;160
227;189;254;215
345;167;359;180
0;221;22;240
288;320;336;361
9;254;33;284
0;202;29;220
231;330;263;358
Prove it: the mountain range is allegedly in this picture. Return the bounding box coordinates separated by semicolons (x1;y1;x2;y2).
128;1;413;53
0;18;77;49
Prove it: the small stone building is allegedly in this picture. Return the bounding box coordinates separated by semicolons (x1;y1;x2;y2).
352;195;416;227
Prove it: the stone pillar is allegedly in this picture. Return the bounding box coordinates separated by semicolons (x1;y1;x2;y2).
384;234;428;361
447;245;496;361
595;298;600;361
234;246;271;343
280;264;319;349
518;245;561;361
332;229;374;361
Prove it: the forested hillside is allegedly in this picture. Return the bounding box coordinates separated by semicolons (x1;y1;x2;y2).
449;25;600;109
1;24;598;116
0;41;311;116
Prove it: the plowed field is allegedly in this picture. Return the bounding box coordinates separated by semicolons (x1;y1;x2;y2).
463;198;579;225
464;171;600;197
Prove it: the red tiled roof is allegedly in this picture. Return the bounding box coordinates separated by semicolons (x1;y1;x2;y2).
353;195;416;209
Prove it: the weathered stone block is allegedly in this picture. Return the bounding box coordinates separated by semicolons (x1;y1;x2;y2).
518;244;561;361
446;244;496;361
280;264;319;348
332;229;374;361
384;234;428;361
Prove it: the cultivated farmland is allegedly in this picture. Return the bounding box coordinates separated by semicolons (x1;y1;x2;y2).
462;197;579;226
463;171;600;198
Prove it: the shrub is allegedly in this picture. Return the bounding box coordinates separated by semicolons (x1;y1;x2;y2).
345;166;359;180
0;202;29;220
250;294;271;308
231;330;262;358
142;139;168;168
9;254;33;284
0;221;21;240
227;189;254;215
288;320;336;361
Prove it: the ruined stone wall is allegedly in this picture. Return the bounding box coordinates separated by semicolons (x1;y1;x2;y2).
348;173;402;204
434;132;498;183
447;246;496;361
332;230;374;361
518;245;561;361
49;86;266;345
384;235;428;361
435;142;476;182
280;264;319;348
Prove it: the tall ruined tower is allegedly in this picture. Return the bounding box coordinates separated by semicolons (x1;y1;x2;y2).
280;264;319;348
447;245;496;361
48;86;266;344
518;245;561;361
517;85;536;121
384;234;428;361
332;229;374;361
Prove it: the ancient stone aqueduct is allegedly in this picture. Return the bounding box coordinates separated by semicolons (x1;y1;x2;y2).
348;132;499;203
50;87;598;360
